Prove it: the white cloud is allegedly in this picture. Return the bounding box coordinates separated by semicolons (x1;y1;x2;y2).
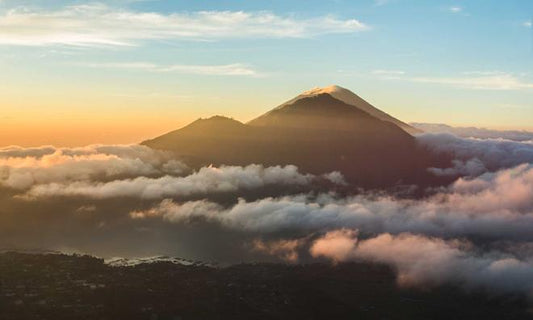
311;231;533;293
162;64;257;76
82;62;258;76
411;123;533;142
0;145;187;189
132;163;533;240
449;6;462;13
372;69;405;75
523;21;532;28
24;164;333;199
372;70;533;90
417;133;533;175
371;69;406;80
310;229;359;262
0;4;369;47
411;74;533;90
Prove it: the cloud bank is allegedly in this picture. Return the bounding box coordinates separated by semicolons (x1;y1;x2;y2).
24;164;332;199
416;133;533;176
311;231;533;293
2;130;533;297
412;123;533;142
0;145;187;189
131;163;533;241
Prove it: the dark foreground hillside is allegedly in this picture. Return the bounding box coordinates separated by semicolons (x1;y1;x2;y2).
0;253;530;320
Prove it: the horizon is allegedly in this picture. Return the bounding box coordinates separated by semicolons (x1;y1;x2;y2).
2;82;533;147
1;0;532;147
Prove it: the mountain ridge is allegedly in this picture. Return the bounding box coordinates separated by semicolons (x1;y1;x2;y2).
142;86;435;187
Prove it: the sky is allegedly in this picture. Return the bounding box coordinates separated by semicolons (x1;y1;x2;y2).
0;0;532;146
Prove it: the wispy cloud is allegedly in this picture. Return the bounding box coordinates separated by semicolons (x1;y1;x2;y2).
449;6;463;13
411;74;533;90
372;70;533;90
372;69;405;80
446;6;469;17
524;21;532;28
372;69;405;75
81;62;258;76
0;4;370;47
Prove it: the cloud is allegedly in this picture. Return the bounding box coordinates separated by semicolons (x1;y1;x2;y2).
0;145;187;189
252;238;306;263
371;69;405;80
25;164;333;199
1;139;533;296
0;145;57;158
311;231;533;293
322;171;347;186
411;123;533;142
449;6;462;13
372;70;405;75
428;158;487;177
310;229;358;262
157;64;257;76
0;4;369;47
523;21;532;28
2;132;533;297
131;198;223;220
411;74;533;90
374;71;533;90
133;163;533;241
416;133;533;176
81;62;258;76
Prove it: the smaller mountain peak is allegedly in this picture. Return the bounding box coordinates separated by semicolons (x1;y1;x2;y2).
185;115;244;130
203;115;235;122
189;115;240;125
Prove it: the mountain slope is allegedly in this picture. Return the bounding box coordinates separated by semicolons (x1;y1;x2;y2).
249;85;421;135
143;89;433;187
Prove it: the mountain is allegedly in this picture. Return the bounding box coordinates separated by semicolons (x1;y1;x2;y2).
249;85;421;135
142;86;434;187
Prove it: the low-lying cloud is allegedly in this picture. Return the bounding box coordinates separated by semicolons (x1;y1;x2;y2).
133;164;533;240
24;164;342;200
2;131;533;296
311;231;533;293
0;145;187;189
417;133;533;176
412;123;533;142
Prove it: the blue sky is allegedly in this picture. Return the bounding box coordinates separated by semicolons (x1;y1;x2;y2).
0;0;532;146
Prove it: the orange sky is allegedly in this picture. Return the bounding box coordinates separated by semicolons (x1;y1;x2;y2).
2;109;532;148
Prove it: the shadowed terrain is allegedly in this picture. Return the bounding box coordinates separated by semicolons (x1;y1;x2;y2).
0;252;530;320
143;91;442;188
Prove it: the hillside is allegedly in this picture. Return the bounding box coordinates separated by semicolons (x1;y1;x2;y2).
143;88;435;187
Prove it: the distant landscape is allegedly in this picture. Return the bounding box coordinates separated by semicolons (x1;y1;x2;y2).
3;92;533;319
1;0;533;318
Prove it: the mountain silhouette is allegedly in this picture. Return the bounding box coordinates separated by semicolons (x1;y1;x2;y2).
142;86;435;187
249;85;421;135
